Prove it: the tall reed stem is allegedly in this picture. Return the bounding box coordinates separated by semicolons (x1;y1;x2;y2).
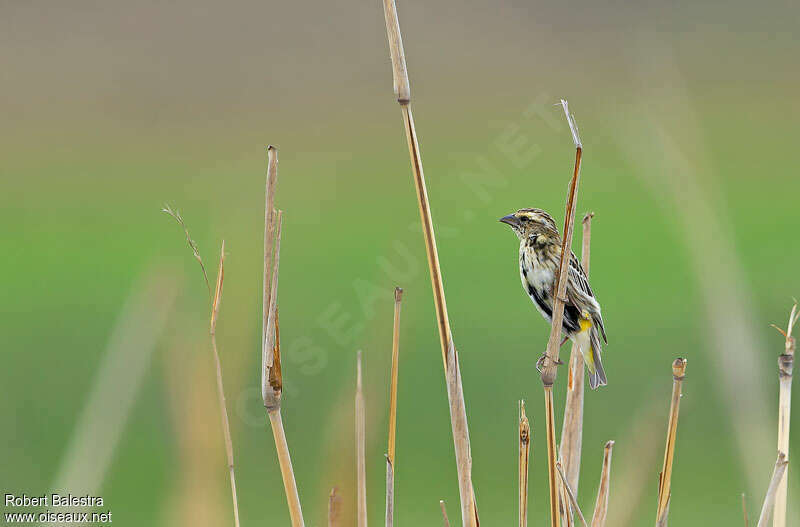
559;212;594;524
380;1;477;525
655;358;687;526
386;288;403;527
261;146;305;527
163;207;241;527
542;100;584;527
209;242;241;527
772;303;797;527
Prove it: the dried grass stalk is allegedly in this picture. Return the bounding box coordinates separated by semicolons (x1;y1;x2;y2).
758;453;789;527
379;2;477;525
356;351;368;527
261;146;305;527
557;462;589;527
209;242;241;527
590;441;614;527
329;488;342;527
655;358;687;527
386;287;403;527
163;208;241;527
772;303;797;527
440;500;451;527
519;400;532;527
559;212;594;524
542;99;584;527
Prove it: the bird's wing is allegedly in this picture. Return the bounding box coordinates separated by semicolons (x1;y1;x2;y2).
566;251;607;343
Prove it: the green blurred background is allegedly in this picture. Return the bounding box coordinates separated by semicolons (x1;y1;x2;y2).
2;0;799;525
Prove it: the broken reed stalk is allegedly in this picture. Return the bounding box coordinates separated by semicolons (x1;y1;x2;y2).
655;358;687;527
386;287;403;527
261;146;305;527
558;212;594;524
440;500;451;527
356;351;368;527
772;303;797;527
329;488;342;527
541;99;584;527
162;208;241;527
557;462;589;527
209;241;242;527
757;453;789;527
519;400;532;527
590;441;614;527
380;1;477;525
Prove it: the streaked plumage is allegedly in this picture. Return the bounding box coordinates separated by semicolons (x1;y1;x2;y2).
500;208;608;388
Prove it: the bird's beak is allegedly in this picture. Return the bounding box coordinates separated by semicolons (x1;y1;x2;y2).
499;214;520;227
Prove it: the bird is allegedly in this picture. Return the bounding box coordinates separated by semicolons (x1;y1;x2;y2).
500;208;608;388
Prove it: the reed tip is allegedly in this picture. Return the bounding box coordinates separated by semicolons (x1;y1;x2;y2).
672;358;687;377
394;286;404;301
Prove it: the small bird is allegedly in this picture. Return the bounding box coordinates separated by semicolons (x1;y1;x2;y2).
500;208;608;388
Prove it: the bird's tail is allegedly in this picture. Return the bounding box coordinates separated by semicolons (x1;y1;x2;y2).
577;326;607;389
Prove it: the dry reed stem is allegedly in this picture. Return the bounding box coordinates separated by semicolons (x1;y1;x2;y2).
590;441;614;527
758;453;789;527
559;212;594;523
380;1;477;525
386;287;403;527
655;358;687;526
543;99;584;527
440;500;451;527
772;303;797;527
259;146;304;527
163;207;242;527
557;462;589;527
209;242;241;527
561;482;574;527
268;409;305;527
356;351;368;527
262;145;282;410
519;400;531;527
329;488;342;527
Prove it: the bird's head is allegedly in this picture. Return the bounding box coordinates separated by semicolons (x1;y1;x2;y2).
499;208;560;241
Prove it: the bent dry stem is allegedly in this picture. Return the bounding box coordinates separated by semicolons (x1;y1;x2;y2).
380;0;477;524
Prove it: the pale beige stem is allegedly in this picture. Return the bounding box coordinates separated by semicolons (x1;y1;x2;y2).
356;351;368;527
655;359;687;526
758;453;789;527
209;242;240;527
544;387;561;527
559;212;594;524
440;500;451;527
590;441;614;527
773;303;797;527
519;401;531;527
380;1;477;525
542;100;584;527
557;462;589;527
268;410;305;527
328;488;341;527
386;287;403;527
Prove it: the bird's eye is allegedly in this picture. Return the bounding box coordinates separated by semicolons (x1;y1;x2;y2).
519;216;528;222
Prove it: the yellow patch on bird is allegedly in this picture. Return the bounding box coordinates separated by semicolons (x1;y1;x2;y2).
579;317;593;333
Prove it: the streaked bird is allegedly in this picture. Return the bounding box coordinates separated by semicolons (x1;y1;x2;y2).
500;208;608;388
